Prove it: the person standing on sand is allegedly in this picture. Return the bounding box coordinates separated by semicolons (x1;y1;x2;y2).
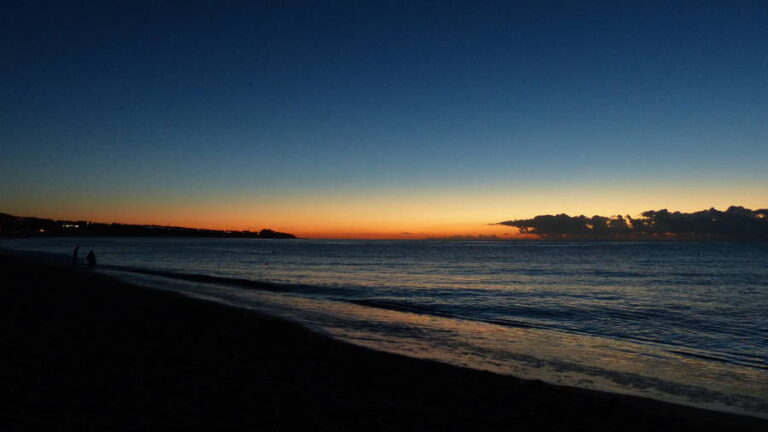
86;250;97;270
72;245;80;267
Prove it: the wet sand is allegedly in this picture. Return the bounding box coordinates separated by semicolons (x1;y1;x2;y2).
1;251;766;431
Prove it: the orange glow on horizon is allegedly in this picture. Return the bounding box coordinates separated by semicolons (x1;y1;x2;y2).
3;179;765;239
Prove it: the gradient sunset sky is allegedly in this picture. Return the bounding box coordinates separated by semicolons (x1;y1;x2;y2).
2;1;766;238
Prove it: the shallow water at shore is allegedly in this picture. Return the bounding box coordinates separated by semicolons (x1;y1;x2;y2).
3;237;767;417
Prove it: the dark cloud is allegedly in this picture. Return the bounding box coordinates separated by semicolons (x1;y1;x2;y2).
497;206;768;240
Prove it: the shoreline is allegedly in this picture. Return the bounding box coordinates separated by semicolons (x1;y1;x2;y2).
2;251;766;431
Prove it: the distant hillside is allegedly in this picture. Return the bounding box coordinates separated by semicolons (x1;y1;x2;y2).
0;213;296;239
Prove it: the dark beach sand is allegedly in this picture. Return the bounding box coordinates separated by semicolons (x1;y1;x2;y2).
1;252;765;431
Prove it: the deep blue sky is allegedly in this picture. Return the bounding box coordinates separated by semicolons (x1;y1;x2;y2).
2;1;766;236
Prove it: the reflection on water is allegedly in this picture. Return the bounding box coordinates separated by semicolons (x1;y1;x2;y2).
3;237;767;418
107;268;767;418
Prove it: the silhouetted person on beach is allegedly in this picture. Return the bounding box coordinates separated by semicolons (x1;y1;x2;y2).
86;250;97;270
72;245;80;267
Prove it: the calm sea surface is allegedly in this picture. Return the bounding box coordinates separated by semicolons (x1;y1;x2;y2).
3;238;767;417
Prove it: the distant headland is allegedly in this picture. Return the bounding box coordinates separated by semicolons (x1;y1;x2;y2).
0;213;296;239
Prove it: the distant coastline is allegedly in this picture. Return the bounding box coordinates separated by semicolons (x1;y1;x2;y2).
0;213;296;239
4;206;768;241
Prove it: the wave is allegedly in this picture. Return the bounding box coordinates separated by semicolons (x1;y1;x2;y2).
104;265;291;292
105;264;767;371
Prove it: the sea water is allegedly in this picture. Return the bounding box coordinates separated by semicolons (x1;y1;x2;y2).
3;238;766;417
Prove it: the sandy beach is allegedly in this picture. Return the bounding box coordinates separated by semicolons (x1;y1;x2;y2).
1;251;766;431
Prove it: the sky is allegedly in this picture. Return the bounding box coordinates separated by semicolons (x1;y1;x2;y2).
2;1;767;238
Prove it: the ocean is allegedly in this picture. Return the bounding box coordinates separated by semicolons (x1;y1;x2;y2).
3;237;766;417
